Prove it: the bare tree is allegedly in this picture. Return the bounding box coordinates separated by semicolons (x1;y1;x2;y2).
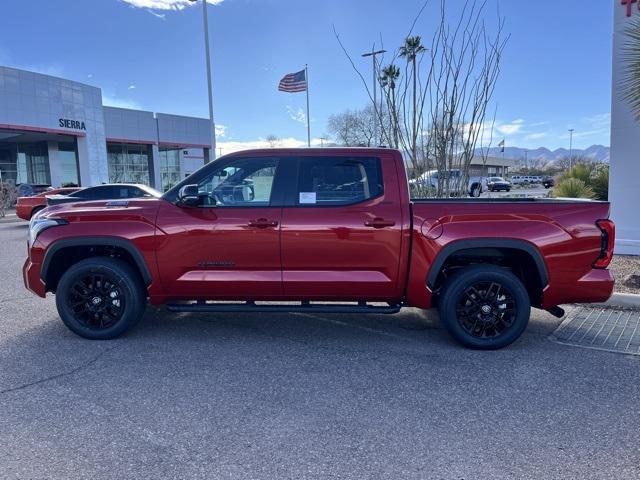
0;182;17;218
266;134;280;148
333;0;508;197
328;105;388;147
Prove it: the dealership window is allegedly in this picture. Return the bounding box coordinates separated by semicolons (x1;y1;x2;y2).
159;149;181;191
0;144;17;185
58;142;79;187
107;143;151;185
16;142;50;185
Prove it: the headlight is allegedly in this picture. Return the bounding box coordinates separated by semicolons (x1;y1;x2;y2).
28;217;67;246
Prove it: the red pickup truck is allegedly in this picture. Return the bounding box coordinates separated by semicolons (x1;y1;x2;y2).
23;148;615;349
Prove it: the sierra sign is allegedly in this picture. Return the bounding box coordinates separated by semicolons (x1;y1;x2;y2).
622;0;639;16
58;118;86;131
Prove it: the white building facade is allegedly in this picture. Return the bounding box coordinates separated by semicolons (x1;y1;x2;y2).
0;66;212;192
611;1;640;254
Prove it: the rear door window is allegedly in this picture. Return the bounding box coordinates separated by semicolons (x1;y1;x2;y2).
295;156;383;206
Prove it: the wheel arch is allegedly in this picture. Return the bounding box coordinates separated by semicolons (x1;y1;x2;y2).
41;237;152;292
427;239;549;305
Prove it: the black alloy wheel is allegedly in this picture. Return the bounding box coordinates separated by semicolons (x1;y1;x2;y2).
438;264;531;349
67;272;125;330
455;281;516;339
56;257;146;339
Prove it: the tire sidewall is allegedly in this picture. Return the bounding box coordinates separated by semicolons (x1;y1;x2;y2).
56;258;145;340
439;265;531;349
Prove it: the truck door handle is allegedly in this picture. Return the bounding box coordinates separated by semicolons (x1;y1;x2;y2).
248;218;279;228
364;218;396;228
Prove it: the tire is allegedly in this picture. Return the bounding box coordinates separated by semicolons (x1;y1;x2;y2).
506;188;511;192
55;257;147;340
438;264;531;349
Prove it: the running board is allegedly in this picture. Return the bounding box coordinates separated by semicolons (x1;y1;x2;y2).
166;301;401;314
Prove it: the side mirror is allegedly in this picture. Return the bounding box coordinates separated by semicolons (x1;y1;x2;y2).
177;184;200;206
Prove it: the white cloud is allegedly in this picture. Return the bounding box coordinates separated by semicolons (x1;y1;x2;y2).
218;137;323;155
496;119;524;135
119;0;223;11
128;84;136;90
146;9;166;19
524;132;548;141
102;93;143;110
286;106;307;124
215;124;227;137
582;113;611;129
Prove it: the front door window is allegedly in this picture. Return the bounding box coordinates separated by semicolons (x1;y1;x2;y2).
197;157;279;207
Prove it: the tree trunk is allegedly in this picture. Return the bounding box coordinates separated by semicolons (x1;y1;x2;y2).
412;57;418;171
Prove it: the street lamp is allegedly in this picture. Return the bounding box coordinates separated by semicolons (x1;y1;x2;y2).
362;48;386;146
568;128;575;170
189;0;216;161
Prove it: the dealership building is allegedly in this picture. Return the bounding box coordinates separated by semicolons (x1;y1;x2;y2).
0;66;212;191
611;3;640;255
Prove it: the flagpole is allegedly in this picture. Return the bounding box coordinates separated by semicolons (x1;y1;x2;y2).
305;64;310;147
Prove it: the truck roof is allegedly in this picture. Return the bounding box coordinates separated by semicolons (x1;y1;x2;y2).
223;147;399;158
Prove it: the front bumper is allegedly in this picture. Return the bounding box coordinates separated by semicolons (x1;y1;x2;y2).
23;257;46;298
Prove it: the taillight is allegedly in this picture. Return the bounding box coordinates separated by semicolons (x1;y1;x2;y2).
593;219;615;269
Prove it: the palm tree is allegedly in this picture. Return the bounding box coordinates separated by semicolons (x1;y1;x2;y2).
380;64;401;147
399;36;426;166
622;18;640;120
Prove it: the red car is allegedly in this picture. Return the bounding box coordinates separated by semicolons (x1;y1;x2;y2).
16;187;81;220
23;148;615;349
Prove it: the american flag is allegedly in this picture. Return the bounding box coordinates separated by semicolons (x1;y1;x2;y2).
278;69;307;93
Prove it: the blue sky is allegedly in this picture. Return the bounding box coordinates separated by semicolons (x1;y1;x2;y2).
0;0;614;152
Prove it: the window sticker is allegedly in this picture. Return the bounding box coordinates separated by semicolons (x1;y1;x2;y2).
299;192;317;204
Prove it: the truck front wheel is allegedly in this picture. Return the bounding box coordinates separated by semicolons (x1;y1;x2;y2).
438;265;530;349
55;257;147;340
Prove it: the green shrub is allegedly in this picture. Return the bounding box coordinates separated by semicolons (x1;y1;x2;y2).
590;165;609;201
552;178;595;199
553;163;608;200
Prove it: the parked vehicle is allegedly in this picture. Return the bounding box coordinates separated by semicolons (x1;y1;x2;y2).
511;175;542;185
16;187;81;220
23;148;615;349
46;184;161;206
16;183;51;197
487;177;511;192
412;169;486;197
542;176;555;189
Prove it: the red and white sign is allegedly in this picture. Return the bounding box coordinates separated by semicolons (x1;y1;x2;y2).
622;0;639;17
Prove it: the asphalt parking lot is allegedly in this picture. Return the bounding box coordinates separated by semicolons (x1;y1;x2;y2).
1;219;639;479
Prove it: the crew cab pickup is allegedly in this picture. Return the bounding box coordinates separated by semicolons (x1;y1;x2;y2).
23;148;615;349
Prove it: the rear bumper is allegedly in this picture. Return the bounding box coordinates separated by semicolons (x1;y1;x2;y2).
15;205;32;220
23;257;46;298
543;268;614;308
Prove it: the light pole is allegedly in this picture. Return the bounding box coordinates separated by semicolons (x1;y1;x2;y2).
362;48;386;146
568;128;575;170
189;0;216;161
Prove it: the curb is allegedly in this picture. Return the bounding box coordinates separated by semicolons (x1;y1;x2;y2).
596;292;640;309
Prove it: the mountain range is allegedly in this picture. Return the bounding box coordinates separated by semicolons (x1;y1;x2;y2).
477;145;610;164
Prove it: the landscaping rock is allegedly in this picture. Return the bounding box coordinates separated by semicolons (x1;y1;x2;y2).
624;274;640;290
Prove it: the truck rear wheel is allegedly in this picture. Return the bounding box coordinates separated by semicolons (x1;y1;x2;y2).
55;257;146;340
438;265;530;349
